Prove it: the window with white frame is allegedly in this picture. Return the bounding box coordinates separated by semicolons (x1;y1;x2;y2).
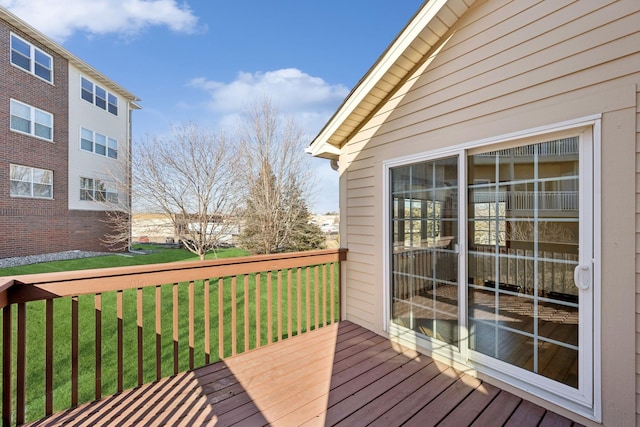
10;99;53;141
80;77;118;115
10;33;53;83
10;164;53;199
80;127;118;159
80;177;118;203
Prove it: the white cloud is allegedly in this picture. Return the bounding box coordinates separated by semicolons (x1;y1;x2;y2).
0;0;201;42
188;68;346;213
189;68;349;134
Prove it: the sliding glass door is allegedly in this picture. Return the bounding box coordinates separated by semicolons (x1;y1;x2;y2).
389;130;594;401
468;136;587;389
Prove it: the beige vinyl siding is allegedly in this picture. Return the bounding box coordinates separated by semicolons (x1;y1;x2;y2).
339;0;639;424
353;1;639;155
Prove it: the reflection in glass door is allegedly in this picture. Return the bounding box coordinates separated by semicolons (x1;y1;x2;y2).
390;157;459;346
467;137;582;388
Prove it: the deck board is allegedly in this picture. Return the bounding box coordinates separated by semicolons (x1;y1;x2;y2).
27;321;581;426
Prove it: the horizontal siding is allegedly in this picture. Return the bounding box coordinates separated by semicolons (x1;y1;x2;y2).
347;261;378;277
343;250;374;265
346;286;376;303
346;196;374;208
344;242;376;256
339;2;640;423
356;5;640;152
349;186;376;199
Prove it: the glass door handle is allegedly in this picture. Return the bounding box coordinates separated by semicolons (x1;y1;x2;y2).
573;264;590;290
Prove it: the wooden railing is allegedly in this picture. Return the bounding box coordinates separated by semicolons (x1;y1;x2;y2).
0;248;346;426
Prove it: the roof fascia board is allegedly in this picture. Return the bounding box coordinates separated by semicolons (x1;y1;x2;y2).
308;0;450;156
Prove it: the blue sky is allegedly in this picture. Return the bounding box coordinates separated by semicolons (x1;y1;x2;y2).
1;0;424;213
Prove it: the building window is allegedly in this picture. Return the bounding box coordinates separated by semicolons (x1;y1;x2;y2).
107;138;118;159
10;99;53;141
80;127;118;159
470;180;506;246
10;164;53;199
107;93;118;115
80;77;118;115
80;177;118;203
10;33;53;83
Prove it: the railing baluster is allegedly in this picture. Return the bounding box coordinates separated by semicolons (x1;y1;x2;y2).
277;270;282;342
137;288;143;386
314;266;319;330
305;267;311;332
16;303;25;424
71;296;79;406
255;273;261;349
2;305;12;426
330;263;335;323
45;299;53;415
244;275;249;352
287;269;292;339
231;276;237;357
267;272;273;344
218;278;224;359
204;279;210;365
172;283;178;375
322;264;327;326
297;268;302;335
95;294;102;400
155;286;161;381
188;281;195;370
338;260;343;321
117;290;123;392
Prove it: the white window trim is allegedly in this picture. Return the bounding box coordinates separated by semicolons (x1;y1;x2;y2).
382;115;602;421
10;32;53;84
80;127;118;159
80;76;118;116
9;164;53;199
80;177;118;203
10;99;54;142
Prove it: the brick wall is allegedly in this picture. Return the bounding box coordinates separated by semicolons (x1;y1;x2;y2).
0;19;122;258
0;207;117;257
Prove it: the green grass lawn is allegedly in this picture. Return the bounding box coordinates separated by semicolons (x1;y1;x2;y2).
0;244;249;276
0;246;340;424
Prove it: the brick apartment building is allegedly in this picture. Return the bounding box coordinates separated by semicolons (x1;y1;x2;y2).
0;7;140;259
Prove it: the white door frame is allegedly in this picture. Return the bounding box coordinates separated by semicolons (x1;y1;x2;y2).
383;115;601;421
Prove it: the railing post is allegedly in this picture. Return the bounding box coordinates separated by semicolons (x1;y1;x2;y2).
17;303;27;423
45;299;53;416
2;305;11;427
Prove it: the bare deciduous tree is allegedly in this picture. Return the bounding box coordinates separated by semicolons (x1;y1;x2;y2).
237;98;325;254
131;122;239;260
99;144;133;252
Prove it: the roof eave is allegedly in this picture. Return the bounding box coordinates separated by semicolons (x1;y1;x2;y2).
308;0;469;158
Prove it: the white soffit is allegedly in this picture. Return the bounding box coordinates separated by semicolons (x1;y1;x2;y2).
308;0;475;159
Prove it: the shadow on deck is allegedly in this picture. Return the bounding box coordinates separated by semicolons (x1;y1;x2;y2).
27;321;581;426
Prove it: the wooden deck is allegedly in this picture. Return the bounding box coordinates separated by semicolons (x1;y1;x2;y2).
28;321;582;427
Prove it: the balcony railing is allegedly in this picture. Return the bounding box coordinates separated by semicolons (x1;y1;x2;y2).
0;248;347;425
